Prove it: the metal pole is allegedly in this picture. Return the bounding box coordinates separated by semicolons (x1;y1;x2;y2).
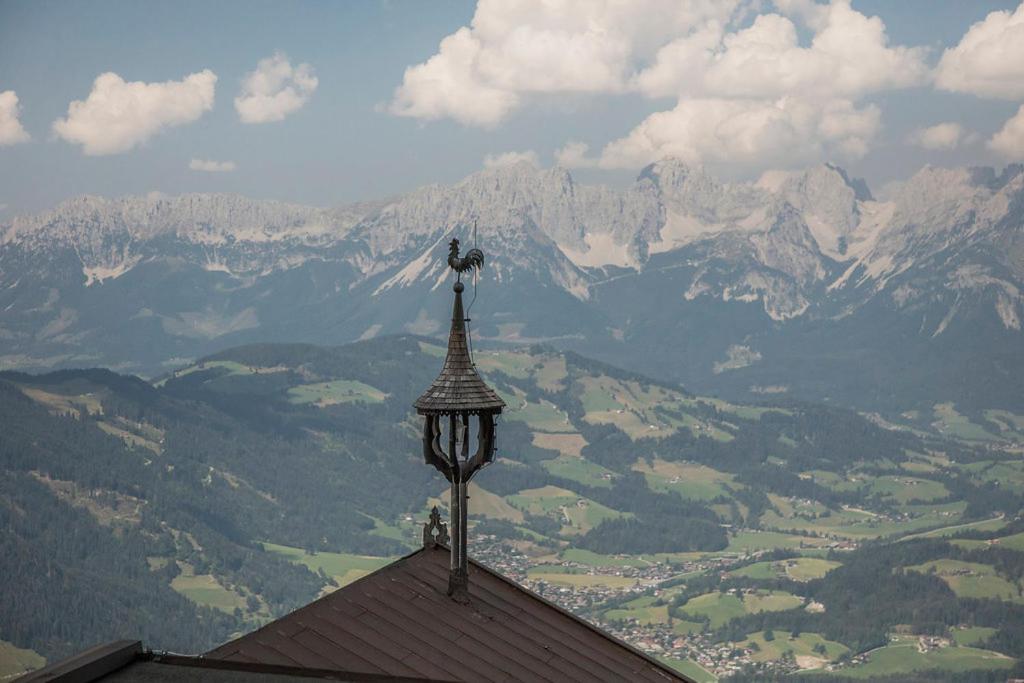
448;413;460;595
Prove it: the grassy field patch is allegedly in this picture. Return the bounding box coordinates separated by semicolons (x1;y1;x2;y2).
417;341;446;358
527;570;642;589
723;530;829;553
677;590;803;629
533;355;568;392
632;459;736;501
905;516;1007;542
838;642;1013;678
729;558;840;582
577;376;726;440
961;460;1024;489
605;602;670;625
784;557;842;581
19;387;104;418
475;351;535;379
742;630;848;667
560;548;657;568
505;397;575;432
953;530;1024;552
933;403;999;441
729;561;778;580
0;640;45;679
762;497;968;540
97;420;163;454
170;568;246;613
288;380;387;406
542;455;615;488
531;432;587;457
262;542;392;586
906;559;1023;602
952;626;998;647
983;409;1024;440
467;483;525;522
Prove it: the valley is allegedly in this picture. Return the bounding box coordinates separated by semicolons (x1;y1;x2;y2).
2;338;1022;680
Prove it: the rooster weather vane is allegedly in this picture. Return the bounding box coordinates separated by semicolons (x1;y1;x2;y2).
447;238;484;277
413;232;504;601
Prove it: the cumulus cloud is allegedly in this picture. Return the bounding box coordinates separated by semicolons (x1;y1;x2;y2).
635;2;927;100
907;122;971;151
189;158;237;172
0;91;31;145
483;150;539;168
389;0;740;127
235;52;318;124
391;0;927;173
52;71;216;155
554;141;598;168
603;0;925;170
989;105;1024;159
600;97;880;170
935;3;1024;100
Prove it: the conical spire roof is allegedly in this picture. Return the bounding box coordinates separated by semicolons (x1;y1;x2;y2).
414;282;505;416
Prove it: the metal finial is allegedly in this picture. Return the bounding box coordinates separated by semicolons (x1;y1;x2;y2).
423;506;450;547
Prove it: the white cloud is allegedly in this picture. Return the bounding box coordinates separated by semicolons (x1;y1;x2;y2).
602;0;926;172
391;0;926;174
907;122;970;151
599;97;879;170
389;0;741;126
935;3;1024;100
235;52;318;124
189;158;237;172
53;71;216;155
0;91;31;145
989;105;1024;159
554;141;598;168
483;150;539;168
636;2;927;100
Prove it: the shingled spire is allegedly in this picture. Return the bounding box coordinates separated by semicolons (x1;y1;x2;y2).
414;237;504;601
414;274;504;416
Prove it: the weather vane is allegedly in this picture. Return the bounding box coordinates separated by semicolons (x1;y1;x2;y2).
446;237;484;278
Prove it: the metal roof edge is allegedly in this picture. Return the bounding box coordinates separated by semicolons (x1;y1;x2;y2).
16;640;141;683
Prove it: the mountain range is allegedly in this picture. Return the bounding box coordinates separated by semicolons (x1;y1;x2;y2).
2;160;1022;415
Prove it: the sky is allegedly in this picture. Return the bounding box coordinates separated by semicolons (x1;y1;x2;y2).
1;0;1024;216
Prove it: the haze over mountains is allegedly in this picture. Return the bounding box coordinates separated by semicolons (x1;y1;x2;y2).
2;160;1022;414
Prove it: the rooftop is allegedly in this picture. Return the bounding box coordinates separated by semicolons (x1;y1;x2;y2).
206;545;688;682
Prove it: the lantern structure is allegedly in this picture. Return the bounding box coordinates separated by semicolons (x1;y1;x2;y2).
414;238;505;600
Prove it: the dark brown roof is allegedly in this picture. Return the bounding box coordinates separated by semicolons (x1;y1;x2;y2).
206;546;690;682
413;286;504;416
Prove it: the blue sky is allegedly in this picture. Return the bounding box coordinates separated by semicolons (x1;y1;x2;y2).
1;0;1023;215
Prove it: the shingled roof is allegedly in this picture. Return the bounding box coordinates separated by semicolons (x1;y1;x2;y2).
413;283;504;416
206;545;690;682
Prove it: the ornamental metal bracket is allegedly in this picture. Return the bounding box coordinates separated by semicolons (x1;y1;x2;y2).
423;506;450;547
422;412;496;484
